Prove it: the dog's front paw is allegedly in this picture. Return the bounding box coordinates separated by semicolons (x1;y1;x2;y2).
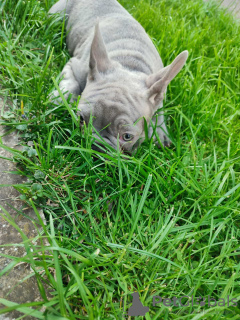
156;126;172;147
149;126;172;148
49;90;62;105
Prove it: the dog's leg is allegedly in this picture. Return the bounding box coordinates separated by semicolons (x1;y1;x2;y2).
49;0;68;15
149;111;171;147
51;57;87;104
49;1;83;103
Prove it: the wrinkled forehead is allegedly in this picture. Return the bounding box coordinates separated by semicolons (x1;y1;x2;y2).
79;91;144;128
94;101;140;125
93;107;143;137
80;81;149;113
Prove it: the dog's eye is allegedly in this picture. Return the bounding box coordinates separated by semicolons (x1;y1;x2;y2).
122;133;134;141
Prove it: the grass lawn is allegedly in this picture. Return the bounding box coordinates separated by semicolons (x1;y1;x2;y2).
0;0;240;318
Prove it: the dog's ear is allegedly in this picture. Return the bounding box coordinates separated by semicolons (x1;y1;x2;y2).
146;50;188;107
89;21;112;80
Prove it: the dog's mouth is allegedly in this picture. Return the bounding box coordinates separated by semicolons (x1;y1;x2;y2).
91;138;122;153
91;142;108;153
92;142;125;154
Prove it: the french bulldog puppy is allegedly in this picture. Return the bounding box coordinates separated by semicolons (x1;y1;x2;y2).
49;0;188;152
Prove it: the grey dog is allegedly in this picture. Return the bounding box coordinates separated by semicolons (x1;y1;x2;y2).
49;0;188;152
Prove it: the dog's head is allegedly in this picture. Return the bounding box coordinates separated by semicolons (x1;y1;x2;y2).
77;23;188;153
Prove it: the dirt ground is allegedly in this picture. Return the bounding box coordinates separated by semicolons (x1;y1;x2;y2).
0;96;48;320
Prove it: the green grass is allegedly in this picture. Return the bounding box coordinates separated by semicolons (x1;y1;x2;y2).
0;0;240;318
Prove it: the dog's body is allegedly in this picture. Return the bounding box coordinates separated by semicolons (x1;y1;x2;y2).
49;0;188;152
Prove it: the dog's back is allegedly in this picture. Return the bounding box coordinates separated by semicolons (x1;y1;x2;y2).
50;0;163;74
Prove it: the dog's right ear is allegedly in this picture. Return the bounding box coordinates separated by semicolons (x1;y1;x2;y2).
146;51;188;108
89;21;112;80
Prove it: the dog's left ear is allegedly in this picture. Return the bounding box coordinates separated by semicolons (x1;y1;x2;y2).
89;21;112;80
146;50;188;107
